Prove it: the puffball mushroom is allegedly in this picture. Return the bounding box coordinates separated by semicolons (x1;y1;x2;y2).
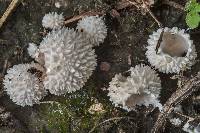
39;28;97;95
3;64;45;106
42;12;64;29
107;64;162;111
146;27;197;74
76;15;107;46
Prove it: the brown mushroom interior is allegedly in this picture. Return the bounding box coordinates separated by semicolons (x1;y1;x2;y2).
160;32;188;57
125;93;147;110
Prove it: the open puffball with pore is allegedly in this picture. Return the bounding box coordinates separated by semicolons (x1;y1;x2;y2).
76;15;107;46
39;28;97;95
146;27;197;74
3;64;45;106
107;64;162;111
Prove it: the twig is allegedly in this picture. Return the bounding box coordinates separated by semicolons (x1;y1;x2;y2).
0;0;20;29
64;0;136;25
64;0;162;26
2;59;8;75
151;73;200;133
126;0;140;8
89;116;135;133
162;0;184;11
126;0;162;27
145;6;162;28
141;0;162;27
64;11;105;25
64;0;162;27
116;0;133;10
174;112;195;120
155;28;164;53
39;101;61;105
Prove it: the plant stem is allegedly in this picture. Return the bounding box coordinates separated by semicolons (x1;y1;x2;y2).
0;0;21;29
89;116;135;133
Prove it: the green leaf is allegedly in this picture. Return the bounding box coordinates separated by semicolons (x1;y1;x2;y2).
185;0;200;29
185;0;197;11
186;11;200;29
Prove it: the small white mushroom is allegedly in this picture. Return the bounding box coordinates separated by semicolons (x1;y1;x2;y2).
77;15;107;46
39;28;97;95
42;12;64;29
3;64;45;106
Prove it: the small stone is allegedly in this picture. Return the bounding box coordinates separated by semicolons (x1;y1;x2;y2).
110;9;120;18
100;62;111;72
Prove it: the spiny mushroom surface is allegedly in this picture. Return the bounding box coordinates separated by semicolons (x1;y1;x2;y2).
3;64;45;106
76;15;107;46
146;27;197;73
107;64;162;111
39;28;97;95
27;43;39;59
42;12;64;29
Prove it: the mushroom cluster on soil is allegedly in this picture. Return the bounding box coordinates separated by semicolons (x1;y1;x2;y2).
2;11;198;122
107;27;197;111
42;12;64;29
3;12;107;106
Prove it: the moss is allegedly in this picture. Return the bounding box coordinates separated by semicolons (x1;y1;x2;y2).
38;76;121;132
40;100;109;132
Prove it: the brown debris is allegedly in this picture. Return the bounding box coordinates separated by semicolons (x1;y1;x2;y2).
151;73;200;133
115;0;133;10
162;0;184;11
126;0;162;27
64;11;105;25
100;62;111;72
110;9;121;18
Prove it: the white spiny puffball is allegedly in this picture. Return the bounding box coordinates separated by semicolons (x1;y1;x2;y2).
39;28;97;95
107;64;162;111
76;15;107;46
3;64;45;106
27;43;39;59
42;12;64;29
146;27;197;74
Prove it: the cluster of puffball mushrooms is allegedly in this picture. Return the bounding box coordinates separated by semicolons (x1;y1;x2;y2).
2;12;197;112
